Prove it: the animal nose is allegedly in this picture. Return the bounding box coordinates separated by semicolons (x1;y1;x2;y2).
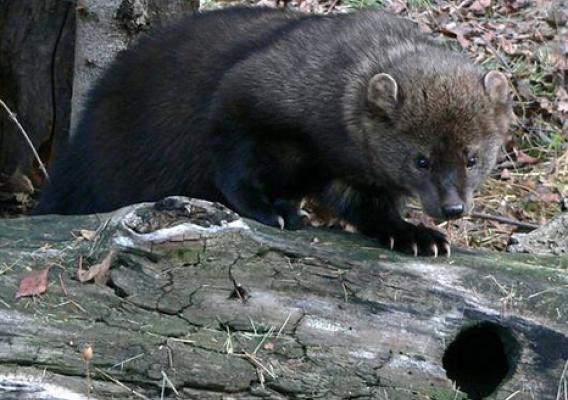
442;203;464;219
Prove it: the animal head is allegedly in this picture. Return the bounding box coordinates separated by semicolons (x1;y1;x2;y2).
363;65;512;220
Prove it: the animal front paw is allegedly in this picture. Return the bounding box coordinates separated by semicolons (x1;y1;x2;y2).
379;222;450;257
273;199;309;230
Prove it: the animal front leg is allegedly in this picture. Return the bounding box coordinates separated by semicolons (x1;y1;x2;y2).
316;182;450;257
215;164;285;229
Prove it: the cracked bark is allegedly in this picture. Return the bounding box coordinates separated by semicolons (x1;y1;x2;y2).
0;197;567;400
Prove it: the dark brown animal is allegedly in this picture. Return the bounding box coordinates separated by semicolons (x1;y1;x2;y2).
35;7;512;256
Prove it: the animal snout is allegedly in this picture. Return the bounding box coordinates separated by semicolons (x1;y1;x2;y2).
442;203;465;219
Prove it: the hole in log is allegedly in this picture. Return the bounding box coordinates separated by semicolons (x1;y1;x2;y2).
442;321;520;399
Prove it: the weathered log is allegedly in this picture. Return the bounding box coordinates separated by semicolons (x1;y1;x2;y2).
0;197;566;399
508;212;568;256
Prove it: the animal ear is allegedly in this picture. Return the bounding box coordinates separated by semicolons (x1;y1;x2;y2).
483;71;510;107
484;70;514;138
367;73;398;115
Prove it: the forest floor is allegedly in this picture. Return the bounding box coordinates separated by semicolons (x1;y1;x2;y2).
2;0;567;253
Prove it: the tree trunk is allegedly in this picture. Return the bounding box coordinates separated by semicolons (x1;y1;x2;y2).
0;197;566;400
71;0;198;135
0;0;198;215
0;0;75;180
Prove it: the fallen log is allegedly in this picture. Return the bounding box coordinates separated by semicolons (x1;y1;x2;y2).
0;197;566;399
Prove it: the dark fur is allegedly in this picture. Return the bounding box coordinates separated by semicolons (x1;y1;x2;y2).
36;7;512;255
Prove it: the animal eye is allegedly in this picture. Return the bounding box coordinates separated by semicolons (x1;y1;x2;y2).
466;155;478;169
416;155;430;170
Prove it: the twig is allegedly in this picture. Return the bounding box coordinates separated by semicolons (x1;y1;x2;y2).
504;391;521;400
110;353;145;370
95;368;151;400
253;326;274;355
57;272;89;313
276;312;293;340
0;297;11;308
160;370;180;396
471;212;540;230
326;0;340;14
341;281;349;302
528;286;568;299
483;41;514;75
87;218;112;258
238;352;277;379
556;359;568;400
455;0;474;10
59;273;69;296
0;98;50;181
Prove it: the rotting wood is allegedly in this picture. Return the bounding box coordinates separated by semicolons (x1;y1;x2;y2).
0;197;566;399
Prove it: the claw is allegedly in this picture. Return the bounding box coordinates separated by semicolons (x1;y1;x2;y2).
389;237;395;250
443;242;451;258
431;243;438;258
344;223;357;233
411;242;418;257
277;216;285;230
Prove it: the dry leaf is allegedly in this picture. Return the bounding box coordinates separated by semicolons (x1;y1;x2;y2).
539;192;561;203
516;151;539;165
440;23;472;48
498;37;517;55
77;251;114;285
469;0;491;14
16;266;52;299
500;168;512;180
78;229;97;241
263;342;275;351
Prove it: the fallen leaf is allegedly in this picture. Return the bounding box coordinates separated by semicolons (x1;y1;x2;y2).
16;266;52;299
388;2;405;14
469;0;491;14
539;192;561;203
77;251;114;285
539;97;555;114
456;34;472;49
440;23;472;48
516;151;539;165
263;342;275;350
498;37;517;55
500;168;512;180
556;86;568;101
481;31;496;43
78;229;97;241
